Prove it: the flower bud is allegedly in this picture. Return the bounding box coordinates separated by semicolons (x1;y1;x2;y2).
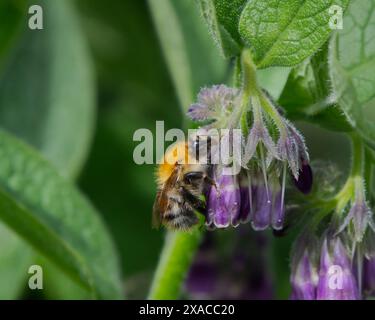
290;249;318;300
293;160;313;194
316;237;360;300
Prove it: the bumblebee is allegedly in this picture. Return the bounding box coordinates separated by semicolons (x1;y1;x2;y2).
152;141;212;230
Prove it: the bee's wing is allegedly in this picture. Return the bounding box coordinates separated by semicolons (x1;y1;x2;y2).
152;166;182;229
152;190;163;229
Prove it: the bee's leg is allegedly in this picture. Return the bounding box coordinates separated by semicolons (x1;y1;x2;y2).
204;175;218;191
180;187;206;214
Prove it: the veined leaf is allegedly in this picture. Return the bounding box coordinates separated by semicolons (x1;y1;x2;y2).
196;0;247;58
279;43;352;131
0;129;123;299
329;0;375;148
0;0;95;180
239;0;349;68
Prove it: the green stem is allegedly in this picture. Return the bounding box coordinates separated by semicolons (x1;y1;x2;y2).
240;49;259;99
232;57;242;88
350;133;365;179
334;133;365;214
148;216;204;299
240;49;287;136
238;49;259;137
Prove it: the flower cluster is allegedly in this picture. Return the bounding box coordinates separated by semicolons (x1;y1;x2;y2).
291;234;361;300
184;56;375;300
289;143;375;300
187;84;312;231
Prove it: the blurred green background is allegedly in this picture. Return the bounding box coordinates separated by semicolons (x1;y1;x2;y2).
0;0;351;299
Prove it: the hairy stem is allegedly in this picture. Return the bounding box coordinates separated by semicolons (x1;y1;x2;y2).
241;49;259;99
148;216;204;299
334;133;365;214
240;49;287;136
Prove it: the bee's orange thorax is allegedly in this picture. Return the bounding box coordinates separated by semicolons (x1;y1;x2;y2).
156;141;191;185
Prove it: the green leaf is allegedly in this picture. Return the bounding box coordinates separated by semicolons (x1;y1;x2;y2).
279;44;352;131
0;0;97;299
329;0;375;148
0;129;123;299
196;0;247;58
0;0;27;68
0;0;32;300
0;224;32;299
239;0;349;68
0;0;95;180
41;256;91;300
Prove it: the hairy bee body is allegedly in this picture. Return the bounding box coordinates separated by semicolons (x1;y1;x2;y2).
153;141;209;230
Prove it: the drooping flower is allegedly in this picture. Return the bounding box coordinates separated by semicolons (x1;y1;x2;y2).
290;250;319;300
293;159;313;194
206;167;241;229
316;237;360;300
290;232;364;300
290;235;319;300
187;84;312;231
250;173;285;231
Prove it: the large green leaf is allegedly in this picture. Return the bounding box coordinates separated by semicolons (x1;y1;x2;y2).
279;43;352;131
329;0;375;148
239;0;349;68
0;0;95;180
0;0;97;299
0;224;32;299
0;129;122;299
0;0;31;300
196;0;246;58
0;0;27;68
